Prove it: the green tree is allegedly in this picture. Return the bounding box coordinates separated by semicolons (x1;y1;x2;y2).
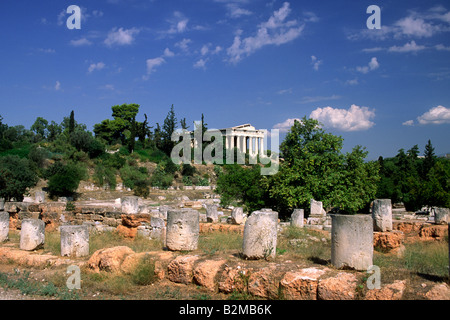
93;104;140;145
270;117;345;214
46;162;86;198
422;140;436;178
161;105;177;156
47;121;62;142
0;155;38;201
215;164;270;213
270;117;379;216
69;110;75;134
31;117;48;140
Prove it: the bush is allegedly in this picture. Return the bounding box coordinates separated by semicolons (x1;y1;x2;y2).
46;162;86;198
93;164;117;190
181;163;196;176
0;155;38;201
149;164;173;189
120;165;148;190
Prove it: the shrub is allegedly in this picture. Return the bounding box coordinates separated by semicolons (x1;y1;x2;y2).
149;164;173;189
131;256;156;286
181;163;196;176
0;155;38;201
120;165;148;190
46;162;86;198
93;164;117;190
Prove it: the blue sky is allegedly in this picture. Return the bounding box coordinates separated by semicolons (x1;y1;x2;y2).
0;0;449;159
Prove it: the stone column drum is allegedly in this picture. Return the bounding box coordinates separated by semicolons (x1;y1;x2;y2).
20;219;45;251
435;207;449;224
291;209;304;228
166;209;199;251
331;214;373;271
35;191;45;204
206;204;218;223
0;212;9;242
231;207;245;225
0;198;5;211
60;225;90;257
372;199;392;231
242;210;278;260
121;196;139;214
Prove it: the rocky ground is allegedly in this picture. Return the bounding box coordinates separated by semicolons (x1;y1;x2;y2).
0;187;449;301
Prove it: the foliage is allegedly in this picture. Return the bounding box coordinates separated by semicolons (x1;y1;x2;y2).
270;117;379;215
93;164;117;189
181;163;196;176
377;141;449;211
0;155;38;201
215;164;270;213
46;161;87;198
93;104;140;145
160;104;177;156
149;161;174;189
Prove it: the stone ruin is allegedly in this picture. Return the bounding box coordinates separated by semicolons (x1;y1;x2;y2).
0;190;449;300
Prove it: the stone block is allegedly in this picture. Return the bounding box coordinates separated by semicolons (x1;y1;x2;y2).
0;212;9;242
291;209;304;228
331;214;373;271
20;219;45;251
372;199;393;231
166;209;199;251
242;210;278;260
60;225;90;257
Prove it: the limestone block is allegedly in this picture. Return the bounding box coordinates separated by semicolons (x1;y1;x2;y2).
20;219;45;251
372;199;393;231
206;204;218;223
35;191;46;204
166;209;199;251
291;209;304;228
121;196;140;214
231;207;245;225
310;199;326;216
331;214;373;271
0;212;9;242
242;210;278;260
60;225;89;257
434;207;449;224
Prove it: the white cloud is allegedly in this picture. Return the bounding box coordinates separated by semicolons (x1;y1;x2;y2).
163;48;175;57
435;44;450;51
193;58;208;69
348;7;450;41
273;118;301;133
104;27;140;47
298;94;341;104
55;81;61;91
70;38;93;46
356;57;379;74
394;16;437;38
402;120;414;126
88;62;106;73
311;55;322;71
146;57;165;75
163;11;189;35
345;78;359;86
388;40;426;53
175;38;192;51
310;104;376;131
226;3;252;18
227;2;304;63
277;88;292;95
417;105;450;125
